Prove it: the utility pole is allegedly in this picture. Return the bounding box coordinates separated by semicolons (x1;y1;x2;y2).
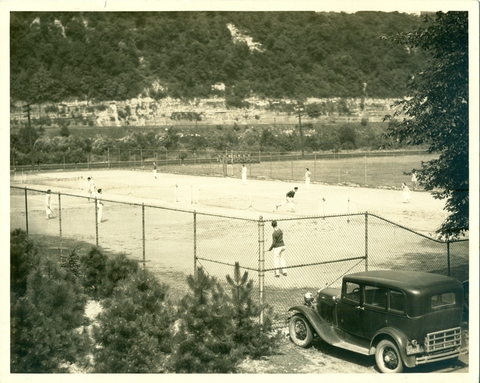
23;103;34;167
296;104;305;159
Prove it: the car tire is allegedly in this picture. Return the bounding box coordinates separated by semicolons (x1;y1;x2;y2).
289;314;313;348
375;339;404;373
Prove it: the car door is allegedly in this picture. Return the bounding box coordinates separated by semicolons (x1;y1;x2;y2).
362;285;388;338
336;281;364;337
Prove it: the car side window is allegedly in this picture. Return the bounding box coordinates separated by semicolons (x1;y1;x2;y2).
388;289;405;314
431;292;456;308
344;282;361;303
364;285;387;308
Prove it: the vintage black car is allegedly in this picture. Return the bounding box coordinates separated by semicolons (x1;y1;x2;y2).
288;270;466;373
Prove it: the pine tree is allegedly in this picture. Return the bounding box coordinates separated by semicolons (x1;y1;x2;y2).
226;262;277;359
169;267;238;373
92;271;174;373
169;265;279;372
11;236;90;373
80;247;107;298
61;247;81;278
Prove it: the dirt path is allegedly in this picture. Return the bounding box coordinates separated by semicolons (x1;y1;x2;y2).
238;333;469;374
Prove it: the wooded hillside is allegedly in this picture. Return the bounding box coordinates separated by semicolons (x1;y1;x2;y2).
11;11;427;104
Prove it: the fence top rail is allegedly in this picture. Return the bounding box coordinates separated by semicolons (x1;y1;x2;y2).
269;212;367;223
10;185;259;222
367;212;468;244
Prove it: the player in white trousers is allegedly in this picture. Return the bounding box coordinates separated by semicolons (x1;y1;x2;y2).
88;177;96;201
267;220;287;277
401;182;411;203
305;168;311;189
241;164;247;184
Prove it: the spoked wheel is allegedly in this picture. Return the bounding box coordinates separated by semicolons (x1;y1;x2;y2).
289;314;313;347
375;339;404;373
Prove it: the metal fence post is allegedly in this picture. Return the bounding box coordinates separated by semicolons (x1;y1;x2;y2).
365;212;369;271
193;211;197;277
258;216;265;326
142;203;146;270
24;187;29;235
58;192;62;237
95;198;99;246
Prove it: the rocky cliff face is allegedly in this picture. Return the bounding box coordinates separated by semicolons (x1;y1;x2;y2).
11;97;399;128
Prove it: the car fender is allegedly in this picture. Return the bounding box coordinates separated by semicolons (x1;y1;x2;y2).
372;327;416;368
288;306;323;335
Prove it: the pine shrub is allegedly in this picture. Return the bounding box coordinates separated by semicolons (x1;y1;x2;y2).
80;247;108;298
11;236;90;373
10;229;40;300
92;271;174;373
168;266;279;373
102;253;139;297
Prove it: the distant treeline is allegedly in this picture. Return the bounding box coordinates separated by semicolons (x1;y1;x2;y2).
11;11;427;105
11;120;416;166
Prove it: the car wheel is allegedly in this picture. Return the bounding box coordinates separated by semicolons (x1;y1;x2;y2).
289;314;313;347
375;339;404;373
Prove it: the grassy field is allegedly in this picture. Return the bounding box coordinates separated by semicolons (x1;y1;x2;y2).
156;152;438;190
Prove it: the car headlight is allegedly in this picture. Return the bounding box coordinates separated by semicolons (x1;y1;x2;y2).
304;292;314;306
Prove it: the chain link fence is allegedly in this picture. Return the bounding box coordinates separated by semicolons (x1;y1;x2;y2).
12;149;435;190
11;186;469;323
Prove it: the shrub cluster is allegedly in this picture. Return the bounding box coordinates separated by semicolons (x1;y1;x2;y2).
10;231;279;373
10;230;90;373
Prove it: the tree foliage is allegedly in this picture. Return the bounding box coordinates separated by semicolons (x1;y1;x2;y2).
92;271;174;373
168;267;278;373
11;12;427;103
11;232;279;373
385;12;469;237
10;230;90;373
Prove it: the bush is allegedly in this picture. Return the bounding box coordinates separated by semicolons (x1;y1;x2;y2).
44;104;59;113
80;247;108;298
10;229;40;300
168;266;279;373
59;125;70;137
92;271;174;373
11;267;90;372
102;253;139;296
10;233;91;373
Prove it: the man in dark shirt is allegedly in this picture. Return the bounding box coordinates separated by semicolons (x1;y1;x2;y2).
276;187;298;212
267;220;287;277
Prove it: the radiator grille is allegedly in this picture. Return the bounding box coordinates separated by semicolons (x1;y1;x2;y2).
424;327;461;353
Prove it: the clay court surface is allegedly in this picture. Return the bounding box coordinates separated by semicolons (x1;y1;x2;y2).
10;168;452;281
10;167;448;228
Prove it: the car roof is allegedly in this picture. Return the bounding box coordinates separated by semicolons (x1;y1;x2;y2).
344;270;461;291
